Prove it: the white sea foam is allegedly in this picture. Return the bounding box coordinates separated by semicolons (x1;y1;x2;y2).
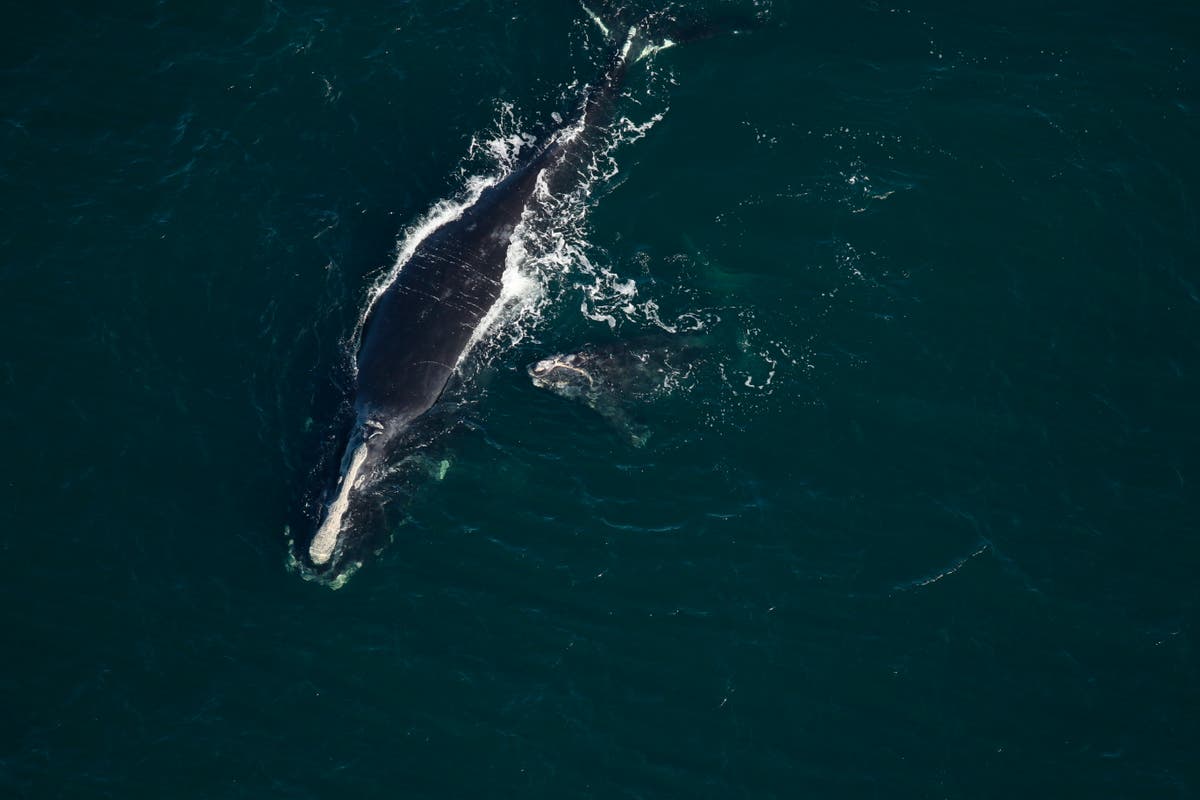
426;100;676;377
580;3;610;38
444;97;806;423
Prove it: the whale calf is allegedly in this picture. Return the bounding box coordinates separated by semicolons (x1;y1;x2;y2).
297;8;753;581
528;336;705;446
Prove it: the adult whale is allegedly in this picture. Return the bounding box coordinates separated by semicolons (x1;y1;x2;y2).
299;8;752;580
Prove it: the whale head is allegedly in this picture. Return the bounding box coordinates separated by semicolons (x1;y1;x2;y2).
528;354;596;400
303;414;404;578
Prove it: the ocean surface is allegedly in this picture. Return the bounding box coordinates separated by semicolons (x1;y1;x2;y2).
3;1;1198;796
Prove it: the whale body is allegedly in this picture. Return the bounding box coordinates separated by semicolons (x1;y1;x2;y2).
528;336;706;446
300;20;657;576
296;9;754;581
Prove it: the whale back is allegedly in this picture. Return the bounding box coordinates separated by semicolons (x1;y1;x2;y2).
354;154;553;421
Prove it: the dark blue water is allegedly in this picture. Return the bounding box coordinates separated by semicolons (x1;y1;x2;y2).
3;1;1198;797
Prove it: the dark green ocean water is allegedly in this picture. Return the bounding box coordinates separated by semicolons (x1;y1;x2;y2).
3;1;1199;796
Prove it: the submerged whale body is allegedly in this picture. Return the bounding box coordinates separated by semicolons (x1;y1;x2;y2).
296;9;754;582
528;336;706;446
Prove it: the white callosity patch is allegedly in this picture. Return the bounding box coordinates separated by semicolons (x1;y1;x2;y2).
309;442;371;565
530;356;595;389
